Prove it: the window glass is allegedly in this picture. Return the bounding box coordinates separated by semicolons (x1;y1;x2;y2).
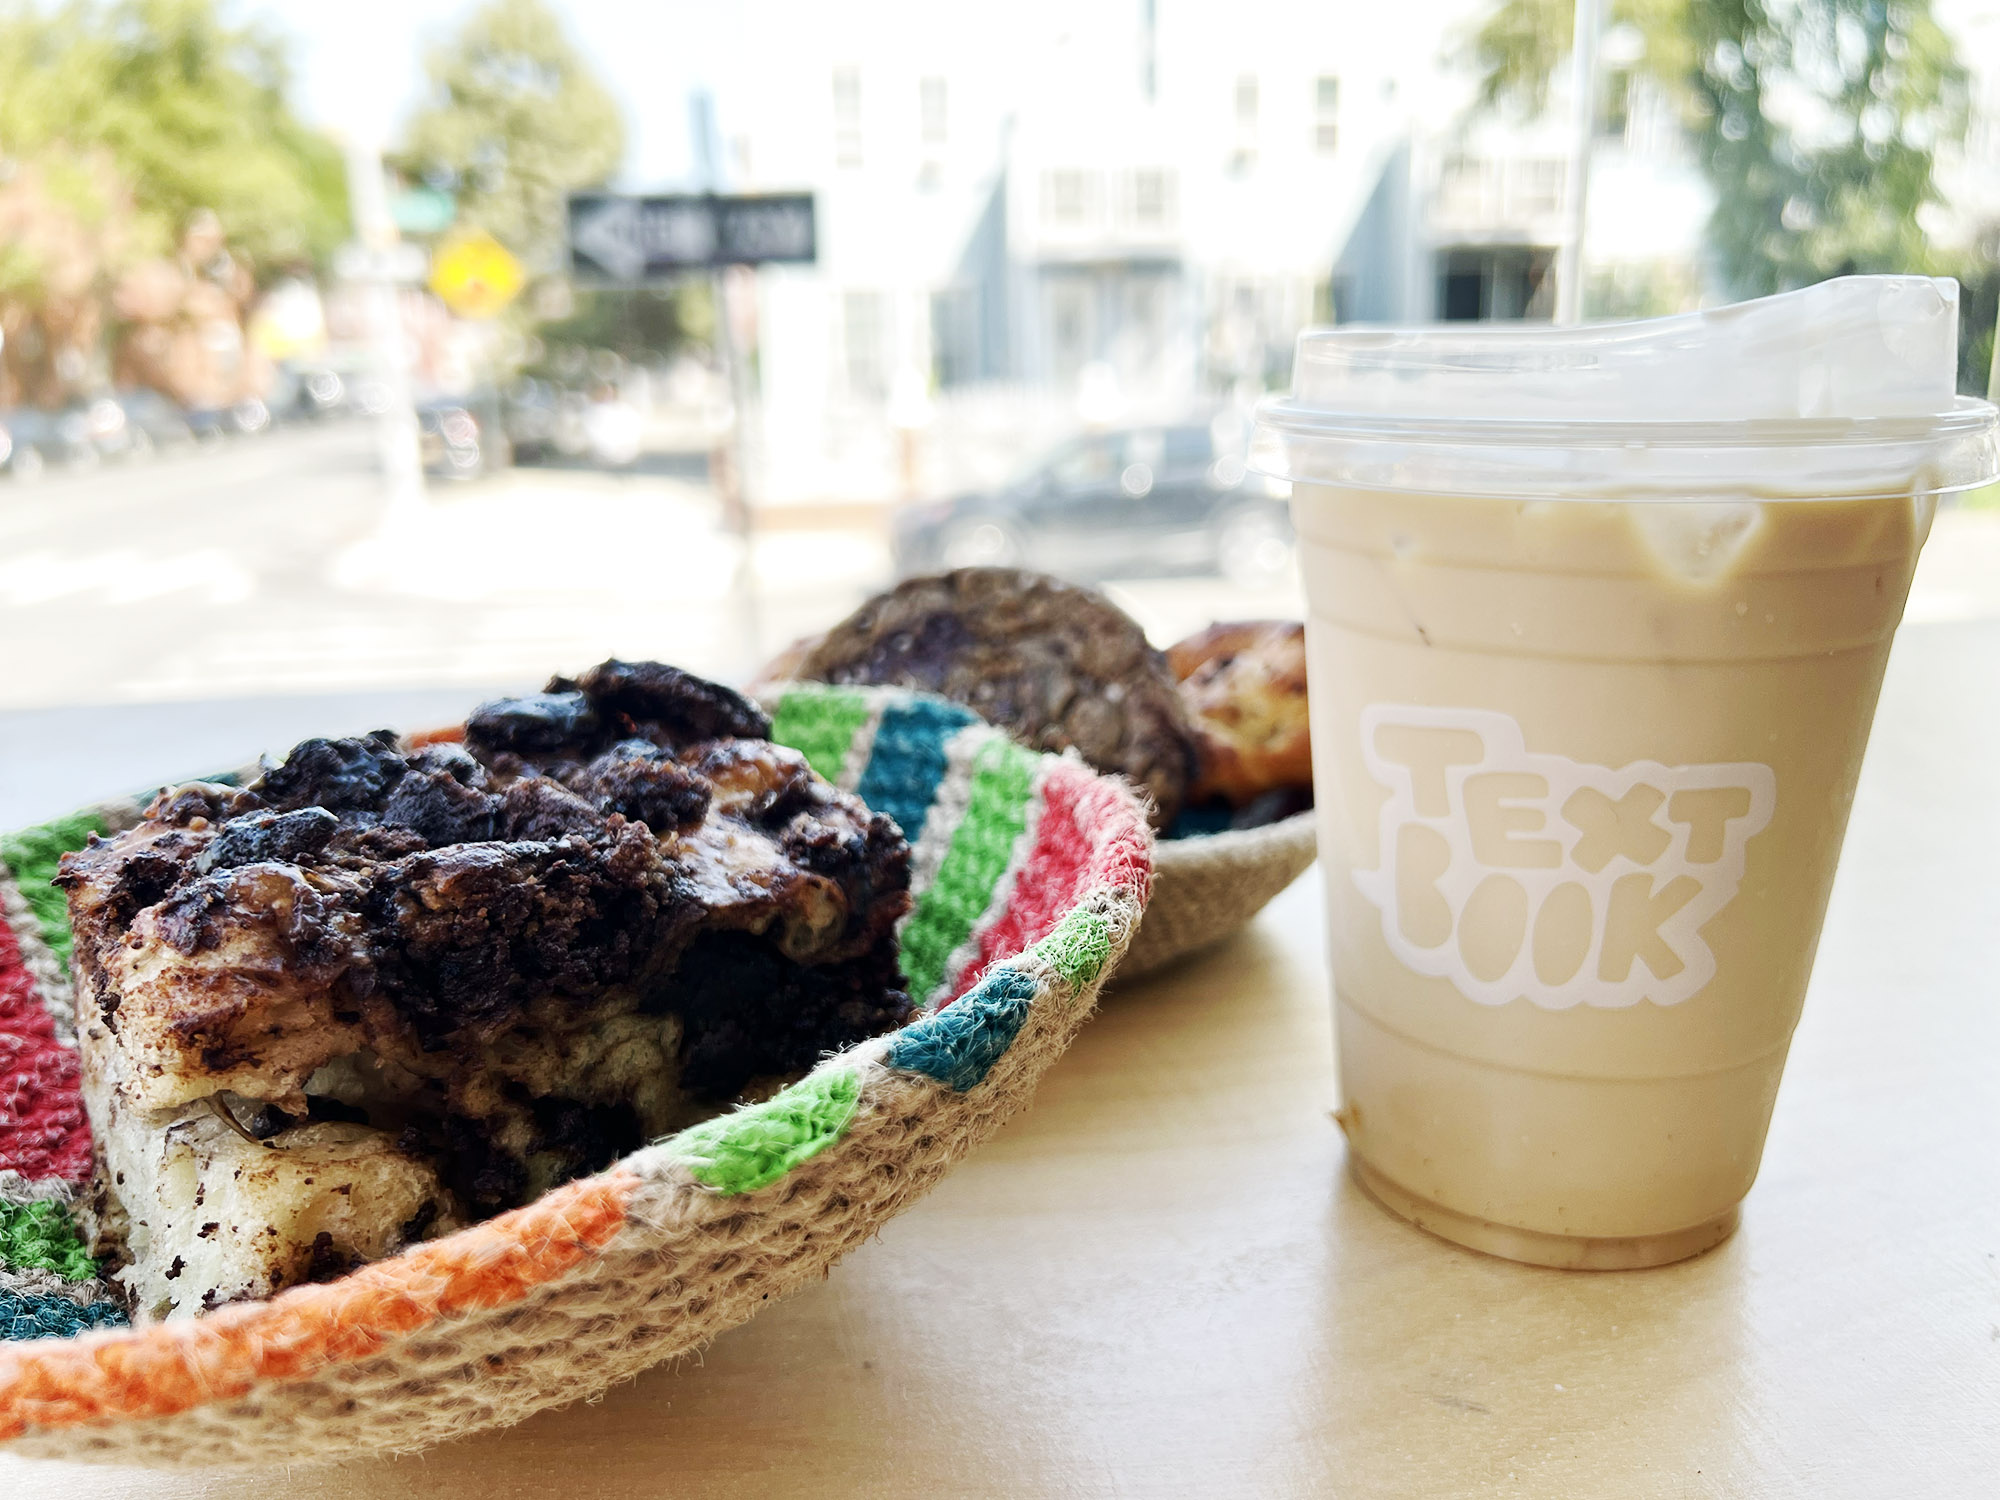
1314;75;1339;152
1049;436;1118;489
833;66;862;167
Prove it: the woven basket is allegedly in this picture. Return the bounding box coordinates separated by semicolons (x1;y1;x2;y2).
0;685;1152;1468
1116;812;1317;979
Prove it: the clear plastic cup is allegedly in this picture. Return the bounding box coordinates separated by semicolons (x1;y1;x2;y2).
1251;278;2000;1269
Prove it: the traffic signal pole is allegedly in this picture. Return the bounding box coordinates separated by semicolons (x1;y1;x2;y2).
1556;0;1603;326
342;136;426;515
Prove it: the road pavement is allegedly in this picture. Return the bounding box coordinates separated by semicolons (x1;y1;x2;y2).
0;422;883;709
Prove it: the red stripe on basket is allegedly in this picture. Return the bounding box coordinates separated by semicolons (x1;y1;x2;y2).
951;758;1153;1002
0;1167;637;1439
0;917;90;1184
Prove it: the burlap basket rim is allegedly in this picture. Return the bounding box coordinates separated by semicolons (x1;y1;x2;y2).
1154;809;1315;868
0;684;1154;1463
1116;808;1317;978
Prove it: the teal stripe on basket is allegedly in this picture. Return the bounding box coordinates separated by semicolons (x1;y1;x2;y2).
855;698;978;841
769;688;871;783
899;737;1038;1004
0;812;103;973
0;1289;127;1342
885;966;1036;1092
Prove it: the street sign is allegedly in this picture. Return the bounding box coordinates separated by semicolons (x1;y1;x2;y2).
429;230;525;319
568;193;817;282
333;242;429;284
390;186;457;236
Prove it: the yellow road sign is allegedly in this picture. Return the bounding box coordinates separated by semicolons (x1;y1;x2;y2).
429;231;524;319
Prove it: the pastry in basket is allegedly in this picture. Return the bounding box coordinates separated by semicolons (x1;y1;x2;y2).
57;660;913;1320
790;568;1196;830
1167;620;1313;825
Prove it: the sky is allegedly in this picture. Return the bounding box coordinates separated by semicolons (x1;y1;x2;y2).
252;0;726;186
257;0;2000;194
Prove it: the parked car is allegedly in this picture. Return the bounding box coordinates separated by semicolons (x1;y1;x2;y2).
501;377;563;464
267;365;350;423
115;388;196;452
1;406;95;480
502;377;595;465
185;397;271;442
418;392;508;480
890;422;1295;587
55;396;134;464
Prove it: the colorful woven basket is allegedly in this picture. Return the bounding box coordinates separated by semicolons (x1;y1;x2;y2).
1120;812;1317;979
0;684;1152;1467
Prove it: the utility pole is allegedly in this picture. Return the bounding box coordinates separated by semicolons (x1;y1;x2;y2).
1555;0;1602;325
691;89;765;669
342;136;425;515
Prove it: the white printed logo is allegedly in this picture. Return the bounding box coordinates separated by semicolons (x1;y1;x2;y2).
1354;706;1775;1009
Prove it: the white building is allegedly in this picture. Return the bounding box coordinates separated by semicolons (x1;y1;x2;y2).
689;1;1715;504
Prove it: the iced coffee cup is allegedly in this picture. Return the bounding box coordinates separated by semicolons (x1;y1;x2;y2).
1250;277;1999;1268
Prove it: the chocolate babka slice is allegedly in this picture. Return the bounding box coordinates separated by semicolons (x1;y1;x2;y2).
58;663;912;1320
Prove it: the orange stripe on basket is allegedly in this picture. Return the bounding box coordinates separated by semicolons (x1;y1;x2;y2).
0;1168;636;1439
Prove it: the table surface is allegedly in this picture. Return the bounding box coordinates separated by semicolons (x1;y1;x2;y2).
3;619;1996;1498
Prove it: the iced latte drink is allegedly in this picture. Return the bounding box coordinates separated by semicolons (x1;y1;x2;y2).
1251;278;1999;1268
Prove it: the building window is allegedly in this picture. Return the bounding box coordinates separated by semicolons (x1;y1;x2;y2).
1044;170;1093;228
1123;274;1171;365
843;290;886;397
1235;75;1259;131
1513;159;1564;216
1437;153;1491;219
932;286;981;388
1047;278;1093;376
1127;169;1176;231
1314;76;1339;153
1436;248;1555;322
1231;74;1260;174
920;76;947;146
833;67;862;168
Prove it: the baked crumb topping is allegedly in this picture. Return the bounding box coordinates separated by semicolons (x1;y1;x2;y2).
59;662;914;1317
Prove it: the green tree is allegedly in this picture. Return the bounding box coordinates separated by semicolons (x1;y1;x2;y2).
1469;0;1971;298
531;282;713;369
0;0;348;268
397;0;625;268
1;0;344;402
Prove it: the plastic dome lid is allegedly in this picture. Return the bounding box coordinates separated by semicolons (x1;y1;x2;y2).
1251;277;2000;500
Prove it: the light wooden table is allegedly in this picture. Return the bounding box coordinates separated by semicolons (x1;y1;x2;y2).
4;619;1996;1497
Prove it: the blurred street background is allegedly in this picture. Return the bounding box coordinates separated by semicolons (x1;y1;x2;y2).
4;0;2000;798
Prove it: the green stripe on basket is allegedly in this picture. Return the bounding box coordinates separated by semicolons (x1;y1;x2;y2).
899;737;1038;1003
669;1068;861;1196
1032;905;1116;992
0;1201;96;1282
0;812;103;972
769;688;871;783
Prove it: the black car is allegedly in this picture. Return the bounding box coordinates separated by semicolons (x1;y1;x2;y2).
0;406;94;480
890;423;1295;586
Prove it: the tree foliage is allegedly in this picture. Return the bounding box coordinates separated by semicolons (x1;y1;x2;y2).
532;283;713;367
397;0;625;269
1469;0;1971;298
0;0;348;271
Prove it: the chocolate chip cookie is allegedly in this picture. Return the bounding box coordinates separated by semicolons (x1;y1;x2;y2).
796;568;1194;829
